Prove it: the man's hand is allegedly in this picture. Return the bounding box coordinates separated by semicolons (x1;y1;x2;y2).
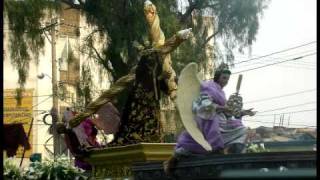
241;108;257;116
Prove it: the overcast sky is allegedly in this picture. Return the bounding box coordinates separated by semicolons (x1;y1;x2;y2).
223;0;317;129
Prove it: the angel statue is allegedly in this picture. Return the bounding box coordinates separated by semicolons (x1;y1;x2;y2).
164;62;256;175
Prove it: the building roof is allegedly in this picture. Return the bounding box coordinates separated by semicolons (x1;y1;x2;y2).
248;126;316;143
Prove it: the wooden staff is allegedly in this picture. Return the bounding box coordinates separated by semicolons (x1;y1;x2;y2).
236;74;243;95
20;118;34;167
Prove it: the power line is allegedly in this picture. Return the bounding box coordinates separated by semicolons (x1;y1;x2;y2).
232;52;317;74
4;94;52;99
233;49;316;66
232;50;317;70
233;41;317;65
242;119;316;128
255;108;316;116
257;101;316;113
245;89;316;104
32;96;52;108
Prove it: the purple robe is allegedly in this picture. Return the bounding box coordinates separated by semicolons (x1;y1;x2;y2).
175;80;245;154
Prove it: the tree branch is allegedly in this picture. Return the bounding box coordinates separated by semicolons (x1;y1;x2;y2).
179;1;220;24
202;29;220;47
84;29;104;41
78;48;114;82
82;29;112;71
88;44;114;74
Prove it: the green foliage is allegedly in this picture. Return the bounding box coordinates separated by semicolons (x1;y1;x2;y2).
4;158;24;180
4;0;59;105
5;0;269;106
23;156;87;180
3;156;88;180
247;143;270;153
211;0;270;64
75;64;94;110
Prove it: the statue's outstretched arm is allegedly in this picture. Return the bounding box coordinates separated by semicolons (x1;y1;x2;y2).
69;68;136;128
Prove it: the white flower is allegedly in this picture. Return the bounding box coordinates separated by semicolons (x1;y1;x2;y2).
279;166;288;172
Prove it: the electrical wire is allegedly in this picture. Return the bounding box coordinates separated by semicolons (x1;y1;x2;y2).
233;41;317;65
232;50;317;70
4;94;53;99
255;101;316;113
242;119;316;128
32;96;52;108
244;89;316;104
233;49;316;67
232;52;316;74
255;108;316;116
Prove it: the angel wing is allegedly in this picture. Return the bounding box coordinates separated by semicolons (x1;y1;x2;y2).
176;63;212;151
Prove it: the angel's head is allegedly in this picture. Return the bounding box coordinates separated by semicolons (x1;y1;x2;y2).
214;63;231;88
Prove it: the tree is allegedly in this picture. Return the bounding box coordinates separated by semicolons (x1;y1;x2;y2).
4;0;269;104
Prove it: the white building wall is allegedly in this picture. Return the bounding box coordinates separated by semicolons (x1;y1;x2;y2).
4;13;54;166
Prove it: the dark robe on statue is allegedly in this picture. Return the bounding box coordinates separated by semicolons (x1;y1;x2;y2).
109;52;169;146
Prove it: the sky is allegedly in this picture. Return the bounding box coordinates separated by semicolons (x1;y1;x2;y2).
222;0;317;129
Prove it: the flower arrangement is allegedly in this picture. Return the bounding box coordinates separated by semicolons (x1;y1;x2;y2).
4;156;88;180
247;143;270;153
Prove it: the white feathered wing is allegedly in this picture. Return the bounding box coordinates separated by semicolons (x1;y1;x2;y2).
176;63;212;151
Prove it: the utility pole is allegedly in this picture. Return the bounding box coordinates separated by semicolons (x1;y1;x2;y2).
282;114;284;127
278;114;281;127
49;17;60;159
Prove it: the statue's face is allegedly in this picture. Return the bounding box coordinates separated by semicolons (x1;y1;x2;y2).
218;73;230;88
144;5;156;24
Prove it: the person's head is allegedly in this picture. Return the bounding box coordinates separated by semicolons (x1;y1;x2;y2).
144;1;157;25
213;63;231;88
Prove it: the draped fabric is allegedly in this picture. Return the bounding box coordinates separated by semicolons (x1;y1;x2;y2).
63;119;100;170
92;102;121;135
175;80;247;154
63;129;91;170
4;123;30;157
109;83;161;146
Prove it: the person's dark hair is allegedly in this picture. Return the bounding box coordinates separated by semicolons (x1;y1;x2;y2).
213;69;231;82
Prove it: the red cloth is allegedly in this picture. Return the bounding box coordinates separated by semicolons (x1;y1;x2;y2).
81;118;101;147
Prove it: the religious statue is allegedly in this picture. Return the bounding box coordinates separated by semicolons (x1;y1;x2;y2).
164;62;257;175
67;0;193;146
